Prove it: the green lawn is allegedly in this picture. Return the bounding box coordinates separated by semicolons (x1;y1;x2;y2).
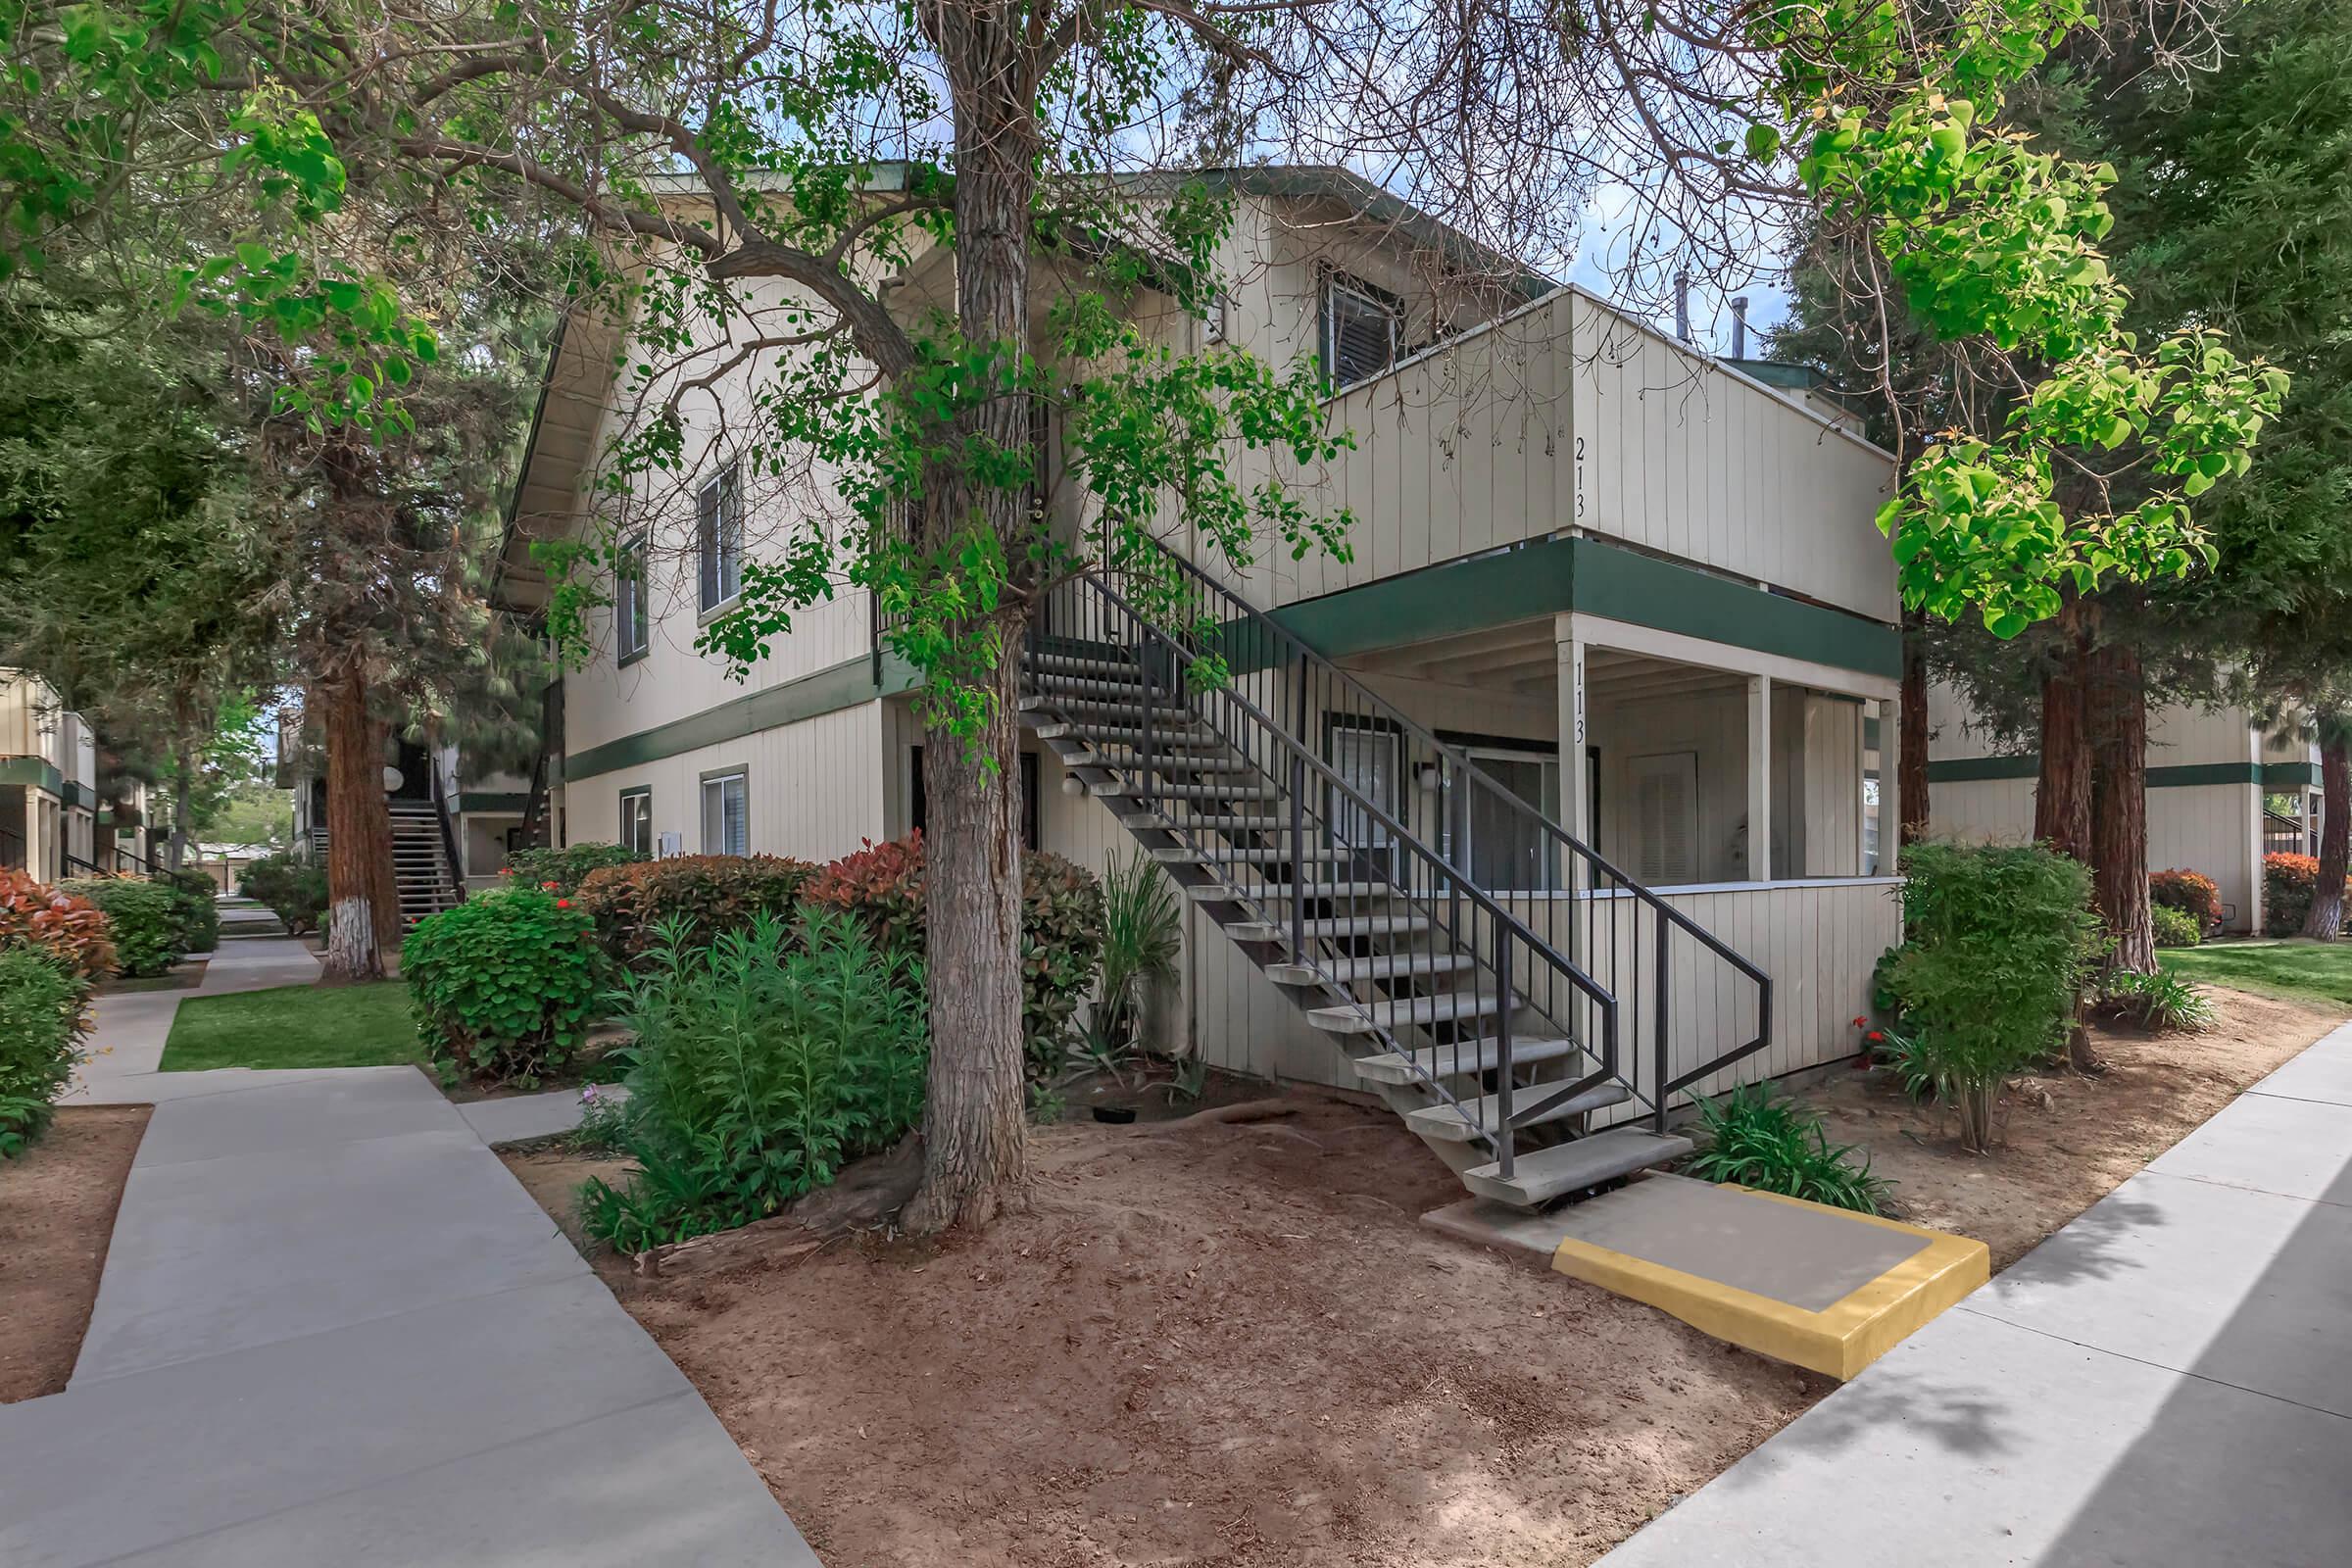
160;980;425;1072
2160;940;2352;1010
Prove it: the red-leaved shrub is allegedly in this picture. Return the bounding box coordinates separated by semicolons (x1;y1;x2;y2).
0;869;117;978
2263;853;2351;935
575;854;817;960
2148;868;2223;933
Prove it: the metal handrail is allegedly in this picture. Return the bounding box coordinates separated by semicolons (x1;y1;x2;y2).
1045;572;1617;1169
428;770;469;905
1079;536;1773;1135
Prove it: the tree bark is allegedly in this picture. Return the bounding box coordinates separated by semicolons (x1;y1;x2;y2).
2305;729;2349;941
898;48;1041;1237
1899;619;1930;846
2088;641;2153;975
168;744;193;873
2034;604;2095;862
319;664;399;981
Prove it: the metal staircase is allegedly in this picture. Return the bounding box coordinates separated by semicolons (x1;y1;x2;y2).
1020;545;1773;1210
390;798;465;924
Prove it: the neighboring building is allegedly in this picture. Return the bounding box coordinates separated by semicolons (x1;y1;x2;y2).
494;169;1906;1207
0;669;103;880
1928;683;2318;935
278;710;474;921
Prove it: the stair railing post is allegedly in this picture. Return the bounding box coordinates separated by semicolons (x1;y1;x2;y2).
1653;904;1672;1133
1495;922;1515;1178
1139;625;1154;818
1288;753;1305;959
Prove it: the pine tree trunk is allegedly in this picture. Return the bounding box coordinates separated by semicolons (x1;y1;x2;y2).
2088;642;2153;975
2034;606;2095;862
319;664;398;981
2304;731;2349;941
1899;620;1930;846
898;57;1039;1237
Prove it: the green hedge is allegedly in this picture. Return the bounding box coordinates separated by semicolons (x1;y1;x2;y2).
239;853;328;935
503;842;642;896
60;877;186;977
804;833;1105;1081
2151;904;2203;949
403;888;601;1086
575;854;817;961
155;867;220;954
0;947;90;1157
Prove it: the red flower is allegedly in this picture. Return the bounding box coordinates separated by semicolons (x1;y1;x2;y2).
556;898;572;909
1865;1030;1885;1045
541;880;561;891
1850;1015;1868;1029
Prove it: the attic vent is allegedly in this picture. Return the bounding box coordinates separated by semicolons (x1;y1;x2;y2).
1323;272;1399;388
1632;752;1697;886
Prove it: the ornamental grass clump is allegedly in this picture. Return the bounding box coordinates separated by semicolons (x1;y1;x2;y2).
580;908;927;1252
1880;841;2101;1152
1685;1084;1889;1214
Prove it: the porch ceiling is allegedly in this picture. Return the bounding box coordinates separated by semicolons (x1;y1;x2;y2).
1342;618;1557;693
1586;649;1748;704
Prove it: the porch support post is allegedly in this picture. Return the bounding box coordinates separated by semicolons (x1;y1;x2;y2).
1878;694;1900;874
1747;675;1773;883
1556;613;1591;856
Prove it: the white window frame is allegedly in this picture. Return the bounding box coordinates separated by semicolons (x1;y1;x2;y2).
700;769;749;857
1321;270;1401;390
615;531;650;662
618;787;653;858
1631;750;1701;888
697;464;743;615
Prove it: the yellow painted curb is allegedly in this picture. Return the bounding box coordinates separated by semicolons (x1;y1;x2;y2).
1549;1186;1989;1381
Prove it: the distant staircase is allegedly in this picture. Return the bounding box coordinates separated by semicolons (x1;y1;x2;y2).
309;797;466;928
1018;546;1774;1210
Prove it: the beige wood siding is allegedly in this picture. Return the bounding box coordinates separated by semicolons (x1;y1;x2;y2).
565;700;886;862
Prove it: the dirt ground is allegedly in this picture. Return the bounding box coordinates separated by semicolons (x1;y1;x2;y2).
495;982;2343;1566
1810;984;2341;1268
509;1099;1825;1568
0;1105;150;1402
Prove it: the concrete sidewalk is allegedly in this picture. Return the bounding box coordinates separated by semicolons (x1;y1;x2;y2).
5;941;818;1565
1598;1020;2352;1567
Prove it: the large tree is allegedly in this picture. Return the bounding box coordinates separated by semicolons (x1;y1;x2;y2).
4;0;2284;1229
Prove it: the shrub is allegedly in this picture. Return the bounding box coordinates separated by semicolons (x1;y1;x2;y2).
0;948;90;1158
0;869;116;978
1685;1085;1888;1213
1093;851;1180;1055
239;853;328;936
581;909;927;1251
504;842;641;896
2101;966;2217;1033
574;854;816;961
403;888;601;1086
2264;853;2350;936
1880;842;2101;1152
805;833;1107;1080
60;877;185;977
155;867;220;953
2150;903;2204;950
2149;868;2222;934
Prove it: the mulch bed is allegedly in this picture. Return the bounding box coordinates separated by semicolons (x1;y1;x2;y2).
0;1105;151;1402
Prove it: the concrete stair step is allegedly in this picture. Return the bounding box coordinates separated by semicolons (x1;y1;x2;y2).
1351;1033;1580;1082
1168;846;1350;869
1222;912;1433;942
1025;673;1173;701
1189;880;1396;905
1306;989;1500;1034
1407;1080;1630;1143
1024;651;1145;679
1460;1127;1693;1209
1065;749;1253;775
1089;779;1279;801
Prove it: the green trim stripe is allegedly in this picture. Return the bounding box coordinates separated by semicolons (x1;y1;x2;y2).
0;757;65;794
459;792;530;814
1929;757;2316;789
1263;536;1900;680
564;652;919;783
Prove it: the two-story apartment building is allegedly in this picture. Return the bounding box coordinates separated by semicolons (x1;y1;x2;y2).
1927;683;2318;934
495;169;1905;1207
0;669;104;880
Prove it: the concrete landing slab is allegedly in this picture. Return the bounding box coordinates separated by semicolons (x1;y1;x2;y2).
459;1084;618;1146
1545;1174;1987;1379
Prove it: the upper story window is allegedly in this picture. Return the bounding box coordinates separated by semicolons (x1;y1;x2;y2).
1321;270;1401;390
697;463;742;613
615;531;649;662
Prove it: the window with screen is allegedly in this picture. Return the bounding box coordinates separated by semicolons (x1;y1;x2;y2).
700;771;748;856
619;788;653;858
1322;271;1400;388
615;533;649;661
697;464;742;612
